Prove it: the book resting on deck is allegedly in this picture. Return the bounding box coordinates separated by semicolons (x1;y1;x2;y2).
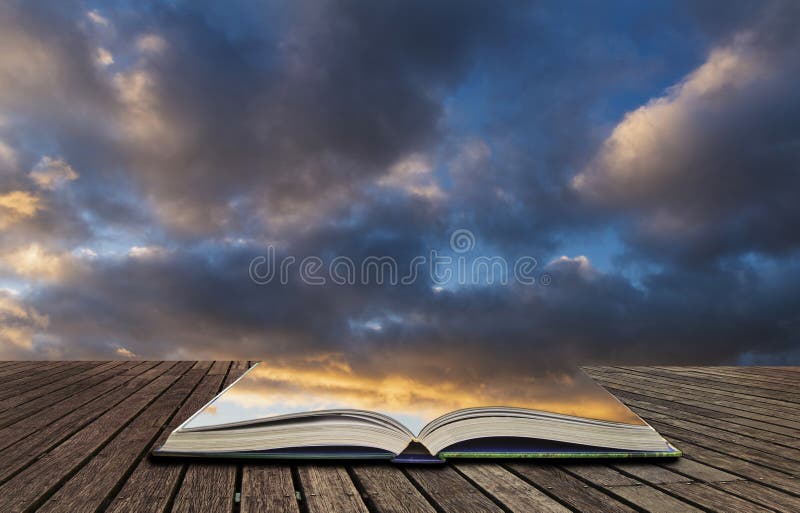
153;362;681;463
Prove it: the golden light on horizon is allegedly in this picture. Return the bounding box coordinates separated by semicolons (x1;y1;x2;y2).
193;355;645;432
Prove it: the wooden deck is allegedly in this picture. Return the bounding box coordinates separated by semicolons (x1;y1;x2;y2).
0;363;796;512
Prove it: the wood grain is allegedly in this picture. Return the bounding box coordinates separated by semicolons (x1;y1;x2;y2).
171;361;247;513
405;465;504;512
297;465;370;513
350;464;437;513
36;363;208;513
0;362;797;513
241;465;300;513
506;464;637;513
456;463;570;512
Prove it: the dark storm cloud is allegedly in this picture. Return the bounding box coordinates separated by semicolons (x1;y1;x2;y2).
94;0;520;235
1;0;799;367
0;1;115;120
425;0;760;252
23;246;800;371
0;0;517;237
574;1;800;264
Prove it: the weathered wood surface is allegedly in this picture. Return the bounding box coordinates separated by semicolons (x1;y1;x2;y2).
0;363;796;512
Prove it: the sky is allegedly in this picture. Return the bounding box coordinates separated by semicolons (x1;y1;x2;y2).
1;0;799;374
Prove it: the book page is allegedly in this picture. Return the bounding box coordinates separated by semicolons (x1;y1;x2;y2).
182;356;646;435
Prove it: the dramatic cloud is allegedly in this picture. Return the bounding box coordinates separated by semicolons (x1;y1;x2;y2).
574;3;800;262
0;244;76;282
29;157;79;190
0;0;798;368
0;290;49;356
0;191;42;229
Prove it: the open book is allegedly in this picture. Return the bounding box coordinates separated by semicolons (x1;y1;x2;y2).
154;362;680;463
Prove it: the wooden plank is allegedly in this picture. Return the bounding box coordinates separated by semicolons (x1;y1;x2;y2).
0;361;188;513
659;482;774;513
593;365;800;411
506;464;636;513
565;454;740;490
687;366;800;382
589;455;767;513
296;465;370;513
672;367;800;389
0;361;107;398
586;369;800;431
0;361;142;452
122;362;159;374
0;362;179;430
455;463;570;512
602;381;800;440
36;362;208;513
105;362;230;513
241;465;300;513
740;366;800;378
647;420;800;476
0;361;125;416
405;465;503;513
716;480;800;511
0;361;165;482
611;462;694;485
557;464;704;513
599;384;800;459
602;385;800;446
715;415;800;438
608;367;800;414
697;367;800;391
171;361;243;513
0;361;67;382
650;365;793;384
600;367;800;421
171;462;237;513
653;458;741;484
0;364;796;513
564;458;741;511
228;360;250;378
0;361;99;401
659;439;800;496
714;367;800;384
607;484;703;513
649;414;800;461
349;464;436;513
632;366;800;404
0;361;47;378
562;463;640;487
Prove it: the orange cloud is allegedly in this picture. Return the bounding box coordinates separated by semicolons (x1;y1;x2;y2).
0;244;73;281
572;33;766;209
29;157;79;190
0;191;42;229
223;354;643;426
